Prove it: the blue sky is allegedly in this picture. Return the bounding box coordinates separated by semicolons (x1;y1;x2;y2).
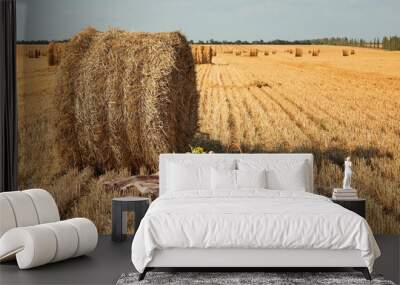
16;0;400;41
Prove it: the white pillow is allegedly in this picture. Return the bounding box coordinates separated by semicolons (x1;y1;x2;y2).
238;159;309;191
166;159;236;192
211;168;236;190
236;169;267;189
266;164;307;191
167;162;211;191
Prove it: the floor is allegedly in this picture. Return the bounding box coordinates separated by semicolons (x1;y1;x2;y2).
0;236;133;285
0;235;398;285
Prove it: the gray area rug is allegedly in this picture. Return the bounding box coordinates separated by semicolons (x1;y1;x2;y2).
116;272;396;285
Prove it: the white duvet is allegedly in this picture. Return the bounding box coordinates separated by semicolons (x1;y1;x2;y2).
131;190;380;273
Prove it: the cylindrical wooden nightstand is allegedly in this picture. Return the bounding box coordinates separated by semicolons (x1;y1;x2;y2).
331;198;366;218
112;197;150;242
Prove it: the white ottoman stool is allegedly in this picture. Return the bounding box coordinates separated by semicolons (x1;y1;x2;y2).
0;189;98;269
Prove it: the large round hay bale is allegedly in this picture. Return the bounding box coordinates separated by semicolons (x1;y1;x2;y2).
55;27;198;172
342;49;350;56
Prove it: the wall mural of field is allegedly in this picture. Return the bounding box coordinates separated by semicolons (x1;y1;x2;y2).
16;0;400;235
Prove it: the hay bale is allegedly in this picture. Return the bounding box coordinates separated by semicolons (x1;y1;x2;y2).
249;48;258;57
55;43;64;64
289;49;293;54
342;49;350;56
295;48;303;57
191;46;197;61
27;49;36;58
312;49;319;56
308;50;312;54
235;50;242;56
272;50;277;54
200;46;207;63
48;42;56;66
206;46;213;63
192;45;213;64
212;49;217;56
48;42;64;66
264;50;269;56
55;27;198;172
351;49;355;55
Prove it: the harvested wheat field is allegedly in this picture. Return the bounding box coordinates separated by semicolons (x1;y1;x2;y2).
193;44;400;234
17;43;400;234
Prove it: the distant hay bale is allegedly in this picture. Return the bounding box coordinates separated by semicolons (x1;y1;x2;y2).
272;50;277;54
48;42;56;66
192;45;213;64
223;49;233;54
212;49;217;56
55;27;198;172
207;47;213;63
27;49;40;58
235;50;242;56
312;49;319;56
249;48;258;57
264;50;269;56
351;49;355;55
55;43;64;64
295;48;303;57
48;42;64;66
27;50;35;58
342;49;350;56
289;49;293;54
308;50;312;54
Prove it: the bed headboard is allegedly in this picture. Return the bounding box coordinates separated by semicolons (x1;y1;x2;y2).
159;153;314;196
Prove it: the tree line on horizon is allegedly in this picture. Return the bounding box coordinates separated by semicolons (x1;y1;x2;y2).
17;36;400;51
190;36;400;51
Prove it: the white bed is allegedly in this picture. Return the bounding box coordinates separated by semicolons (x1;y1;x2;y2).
131;154;380;280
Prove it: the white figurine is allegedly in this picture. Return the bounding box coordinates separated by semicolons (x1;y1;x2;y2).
343;156;352;189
